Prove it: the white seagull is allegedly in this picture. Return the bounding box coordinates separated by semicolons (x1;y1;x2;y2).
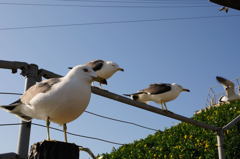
69;60;124;85
0;65;107;142
124;83;190;110
216;76;240;103
85;60;124;83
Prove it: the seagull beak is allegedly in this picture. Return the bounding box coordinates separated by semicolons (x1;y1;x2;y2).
68;67;73;69
92;76;107;85
117;68;124;72
183;88;190;92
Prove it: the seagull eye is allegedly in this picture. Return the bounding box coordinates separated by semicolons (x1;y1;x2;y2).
83;68;89;72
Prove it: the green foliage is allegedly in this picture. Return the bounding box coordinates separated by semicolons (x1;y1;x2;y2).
101;102;240;159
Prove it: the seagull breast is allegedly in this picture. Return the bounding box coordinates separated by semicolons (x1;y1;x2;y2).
29;78;91;124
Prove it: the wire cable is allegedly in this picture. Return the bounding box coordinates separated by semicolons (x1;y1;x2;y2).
0;2;213;8
60;0;206;3
0;14;239;31
0;123;22;126
0;92;22;95
31;123;125;145
85;110;159;131
0;122;124;145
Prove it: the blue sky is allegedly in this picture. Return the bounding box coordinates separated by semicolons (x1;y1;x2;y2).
0;0;240;158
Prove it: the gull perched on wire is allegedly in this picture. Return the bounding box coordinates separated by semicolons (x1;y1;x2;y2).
216;76;240;103
0;65;107;142
124;83;190;110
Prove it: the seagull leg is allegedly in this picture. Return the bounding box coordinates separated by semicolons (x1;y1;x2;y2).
63;123;68;142
99;82;103;89
163;103;168;111
46;117;51;141
160;103;164;109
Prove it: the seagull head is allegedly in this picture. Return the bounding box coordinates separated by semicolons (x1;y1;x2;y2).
105;61;124;72
69;65;107;85
173;83;190;92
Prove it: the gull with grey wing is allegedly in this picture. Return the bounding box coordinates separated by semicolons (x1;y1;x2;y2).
0;65;107;142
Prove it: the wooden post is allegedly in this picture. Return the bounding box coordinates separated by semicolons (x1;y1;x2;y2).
0;152;19;159
28;141;79;159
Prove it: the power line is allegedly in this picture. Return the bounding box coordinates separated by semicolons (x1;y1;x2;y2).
60;0;206;3
0;123;22;126
0;92;22;95
0;2;213;8
0;14;239;31
0;122;124;145
50;0;210;5
31;123;125;145
85;110;159;131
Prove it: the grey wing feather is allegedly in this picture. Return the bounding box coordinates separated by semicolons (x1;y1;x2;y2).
141;83;171;94
21;78;61;104
0;78;60;121
86;60;104;71
216;76;235;87
0;102;32;121
123;92;146;97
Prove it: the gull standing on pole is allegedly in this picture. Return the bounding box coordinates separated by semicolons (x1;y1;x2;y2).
216;76;240;103
85;60;124;84
69;60;124;85
124;83;190;110
0;65;107;142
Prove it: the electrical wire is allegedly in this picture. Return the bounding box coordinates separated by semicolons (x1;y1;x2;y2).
0;2;214;8
60;0;206;3
31;123;125;145
0;92;22;95
85;110;159;131
0;123;22;126
0;14;239;31
0;122;124;145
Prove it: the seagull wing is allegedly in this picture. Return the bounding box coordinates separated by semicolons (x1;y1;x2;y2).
140;83;172;95
21;78;61;105
123;92;146;96
86;60;104;71
216;76;235;88
0;98;32;121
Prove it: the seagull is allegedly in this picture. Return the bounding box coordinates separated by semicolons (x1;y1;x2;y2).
69;60;124;85
124;83;190;110
0;65;107;142
216;76;240;103
85;60;124;85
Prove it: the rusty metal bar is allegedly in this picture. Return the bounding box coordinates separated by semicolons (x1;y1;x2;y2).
223;114;240;130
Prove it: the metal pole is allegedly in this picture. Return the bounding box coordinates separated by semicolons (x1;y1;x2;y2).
223;114;240;130
217;130;225;159
17;64;39;159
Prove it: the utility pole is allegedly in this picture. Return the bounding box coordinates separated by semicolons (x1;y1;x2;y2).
17;64;40;159
217;130;225;159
